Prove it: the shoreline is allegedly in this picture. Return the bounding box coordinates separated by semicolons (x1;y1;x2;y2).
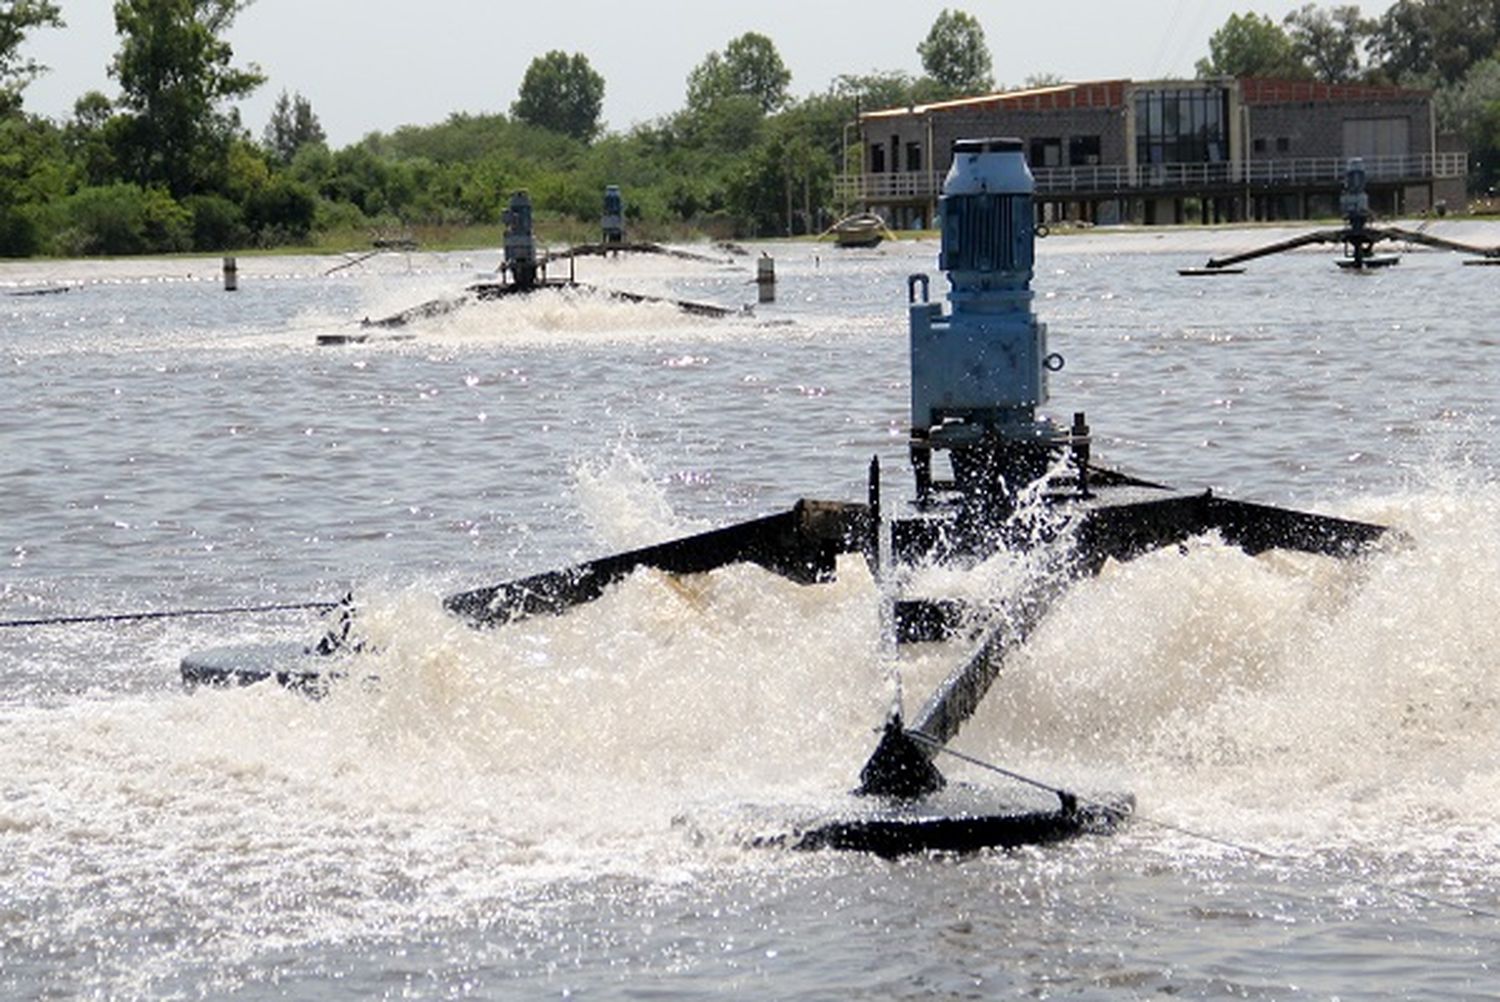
6;216;1500;285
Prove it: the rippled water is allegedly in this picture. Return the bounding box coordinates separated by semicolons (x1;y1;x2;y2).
4;229;1500;999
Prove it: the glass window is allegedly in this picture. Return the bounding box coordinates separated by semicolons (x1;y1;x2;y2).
1136;87;1230;166
1069;135;1101;166
1028;138;1061;167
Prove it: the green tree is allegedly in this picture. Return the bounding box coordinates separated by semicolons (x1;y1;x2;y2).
916;9;994;96
1195;12;1310;79
243;172;316;242
0;0;62;114
0;113;70;254
1284;3;1372;83
1367;0;1433;82
1433;56;1500;190
719;89;851;236
64;90;117;185
108;0;265;197
182;192;245;249
512;50;605;142
54;182;191;255
1469;98;1500;193
1435;56;1500;132
686;32;791;115
1369;0;1500;85
677;92;765;152
1023;71;1066;88
833;70;919;112
262;88;325;164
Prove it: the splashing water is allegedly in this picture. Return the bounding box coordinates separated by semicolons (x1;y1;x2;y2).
955;481;1500;856
6;241;1500;997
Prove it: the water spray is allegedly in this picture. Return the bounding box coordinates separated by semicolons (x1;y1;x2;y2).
169;136;1393;857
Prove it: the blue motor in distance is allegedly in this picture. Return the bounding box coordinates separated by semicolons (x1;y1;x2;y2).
1339;158;1369;232
503;190;539;289
602;185;625;245
908;138;1063;502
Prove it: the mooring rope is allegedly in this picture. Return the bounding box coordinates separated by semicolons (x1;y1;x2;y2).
0;600;341;629
909;730;1500;921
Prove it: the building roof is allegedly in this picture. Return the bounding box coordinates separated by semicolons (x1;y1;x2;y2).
861;81;1129;120
860;77;1431;120
1237;77;1430;104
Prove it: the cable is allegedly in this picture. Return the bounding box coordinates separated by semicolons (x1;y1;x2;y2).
910;730;1500;920
910;729;1082;804
0;600;341;629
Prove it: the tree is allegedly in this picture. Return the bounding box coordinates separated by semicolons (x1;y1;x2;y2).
916;9;994;96
1284;3;1372;83
1432;56;1500;191
262;88;325;164
1435;56;1500;132
1368;0;1500;85
64;90;116;185
511;50;605;143
677;92;765;153
1195;12;1310;79
1023;71;1066;88
833;70;919;112
243;172;316;242
1469;96;1500;194
686;32;791;115
0;112;68;254
108;0;265;197
0;0;63;115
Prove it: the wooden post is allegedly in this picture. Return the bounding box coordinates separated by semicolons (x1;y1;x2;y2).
756;255;775;303
223;256;238;292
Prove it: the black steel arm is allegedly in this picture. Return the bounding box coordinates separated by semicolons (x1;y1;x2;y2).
1073;491;1386;570
1205;229;1346;269
594;286;741;318
443;499;869;628
1375;225;1500;258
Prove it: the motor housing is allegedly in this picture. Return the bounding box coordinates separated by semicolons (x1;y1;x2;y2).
909;138;1061;499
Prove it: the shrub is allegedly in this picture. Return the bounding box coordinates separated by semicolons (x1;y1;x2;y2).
0;207;40;257
51;184;193;255
140;187;192;252
55;184;149;255
312;196;368;233
183;194;247;250
244;175;318;244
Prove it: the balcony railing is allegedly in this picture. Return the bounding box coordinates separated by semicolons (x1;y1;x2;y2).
834;152;1468;202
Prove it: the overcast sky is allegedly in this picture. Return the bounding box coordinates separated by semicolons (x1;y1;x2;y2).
22;0;1399;146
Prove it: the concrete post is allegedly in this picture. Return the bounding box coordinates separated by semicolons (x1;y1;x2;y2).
756;255;775;303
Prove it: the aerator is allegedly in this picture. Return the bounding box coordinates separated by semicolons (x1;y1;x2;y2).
185;138;1389;855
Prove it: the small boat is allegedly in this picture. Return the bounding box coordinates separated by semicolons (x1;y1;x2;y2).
829;213;889;249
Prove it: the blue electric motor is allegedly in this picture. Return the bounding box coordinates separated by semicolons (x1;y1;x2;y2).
602;185;625;245
908;138;1064;500
503;190;539;289
1339;158;1369;231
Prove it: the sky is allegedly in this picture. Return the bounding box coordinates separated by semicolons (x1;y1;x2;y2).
21;0;1400;147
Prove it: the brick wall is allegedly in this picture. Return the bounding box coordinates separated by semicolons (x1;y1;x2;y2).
1245;98;1431;160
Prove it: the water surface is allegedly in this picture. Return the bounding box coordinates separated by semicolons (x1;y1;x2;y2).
3;230;1499;998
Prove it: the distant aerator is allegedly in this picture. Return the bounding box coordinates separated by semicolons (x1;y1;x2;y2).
1180;158;1500;274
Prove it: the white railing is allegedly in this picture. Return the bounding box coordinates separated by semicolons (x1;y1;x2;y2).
834;152;1468;202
